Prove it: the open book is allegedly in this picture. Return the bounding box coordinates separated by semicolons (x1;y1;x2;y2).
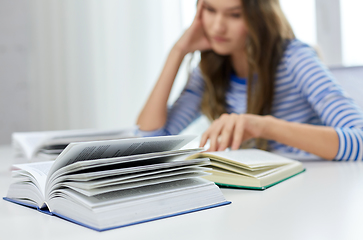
12;127;137;161
4;135;230;231
187;149;305;190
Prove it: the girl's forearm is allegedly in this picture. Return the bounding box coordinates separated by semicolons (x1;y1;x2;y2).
262;116;339;160
137;47;186;131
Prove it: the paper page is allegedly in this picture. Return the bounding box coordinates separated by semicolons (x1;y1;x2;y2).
55;148;204;178
66;167;210;189
210;161;281;178
11;170;33;182
13;161;54;198
6;179;45;207
12;132;52;160
58;165;208;183
48;135;197;178
45;127;137;145
47;147;203;188
50;178;212;208
67;172;209;196
194;149;294;168
12;127;137;160
46;158;210;195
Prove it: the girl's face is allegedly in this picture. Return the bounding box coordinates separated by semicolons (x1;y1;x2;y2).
202;0;248;55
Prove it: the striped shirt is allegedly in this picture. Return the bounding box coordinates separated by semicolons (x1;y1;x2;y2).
139;39;363;161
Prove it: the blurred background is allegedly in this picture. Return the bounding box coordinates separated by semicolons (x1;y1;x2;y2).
0;0;362;144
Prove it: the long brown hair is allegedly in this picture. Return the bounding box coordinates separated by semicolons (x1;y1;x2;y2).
199;0;295;149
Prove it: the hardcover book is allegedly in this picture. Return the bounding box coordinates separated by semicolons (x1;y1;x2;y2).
4;135;230;231
187;149;305;190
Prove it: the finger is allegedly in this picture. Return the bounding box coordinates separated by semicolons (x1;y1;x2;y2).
218;117;236;151
208;121;224;152
208;132;220;152
231;116;245;150
199;129;210;148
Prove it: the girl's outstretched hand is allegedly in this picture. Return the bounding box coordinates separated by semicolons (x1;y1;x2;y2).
199;113;270;152
174;0;212;55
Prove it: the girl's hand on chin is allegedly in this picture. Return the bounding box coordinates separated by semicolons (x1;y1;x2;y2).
199;113;269;152
174;0;211;55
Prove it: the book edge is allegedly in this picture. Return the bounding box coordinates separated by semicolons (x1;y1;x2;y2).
215;168;306;190
53;201;231;231
3;197;53;215
187;149;297;169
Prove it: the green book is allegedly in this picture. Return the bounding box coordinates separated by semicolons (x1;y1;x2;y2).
186;149;305;190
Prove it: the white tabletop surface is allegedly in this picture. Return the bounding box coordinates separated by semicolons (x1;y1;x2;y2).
1;145;363;240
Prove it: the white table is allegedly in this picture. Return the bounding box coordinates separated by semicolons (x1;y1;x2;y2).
1;145;363;240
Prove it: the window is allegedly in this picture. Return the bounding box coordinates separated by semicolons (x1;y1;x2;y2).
280;0;317;46
341;0;363;66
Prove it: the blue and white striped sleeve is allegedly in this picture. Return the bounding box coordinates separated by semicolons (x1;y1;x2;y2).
137;67;205;137
287;42;363;161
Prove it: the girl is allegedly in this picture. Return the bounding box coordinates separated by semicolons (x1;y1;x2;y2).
137;0;363;161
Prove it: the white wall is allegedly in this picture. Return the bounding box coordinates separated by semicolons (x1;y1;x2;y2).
0;0;30;144
0;0;190;144
28;0;186;132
